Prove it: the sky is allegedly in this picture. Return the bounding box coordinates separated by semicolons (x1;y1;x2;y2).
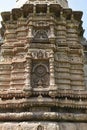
0;0;87;38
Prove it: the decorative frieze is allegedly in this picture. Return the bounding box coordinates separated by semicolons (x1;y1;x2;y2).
31;50;49;59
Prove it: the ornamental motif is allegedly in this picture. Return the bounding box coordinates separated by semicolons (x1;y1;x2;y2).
34;64;47;77
31;60;49;88
31;50;49;59
33;21;49;27
32;30;49;43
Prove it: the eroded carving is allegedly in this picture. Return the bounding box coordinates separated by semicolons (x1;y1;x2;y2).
31;60;49;88
32;30;49;43
31;50;49;59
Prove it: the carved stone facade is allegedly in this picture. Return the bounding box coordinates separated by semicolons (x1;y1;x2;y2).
0;0;87;129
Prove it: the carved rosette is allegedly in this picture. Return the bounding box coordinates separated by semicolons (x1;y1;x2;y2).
31;59;49;88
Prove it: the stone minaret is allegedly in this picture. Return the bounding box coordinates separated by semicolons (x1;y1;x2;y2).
0;0;87;129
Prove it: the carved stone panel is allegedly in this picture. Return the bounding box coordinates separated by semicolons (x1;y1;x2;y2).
31;60;49;88
31;50;49;59
32;30;49;43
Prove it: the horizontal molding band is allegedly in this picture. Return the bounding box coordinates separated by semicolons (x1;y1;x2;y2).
0;112;86;122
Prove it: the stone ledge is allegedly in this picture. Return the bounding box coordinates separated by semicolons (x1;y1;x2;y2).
0;112;87;122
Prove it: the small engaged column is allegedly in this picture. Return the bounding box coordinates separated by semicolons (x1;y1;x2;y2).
24;52;32;91
49;51;56;89
49;51;57;97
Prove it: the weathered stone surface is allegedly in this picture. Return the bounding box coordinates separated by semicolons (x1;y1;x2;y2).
0;122;87;130
59;123;76;130
0;122;59;130
0;0;87;128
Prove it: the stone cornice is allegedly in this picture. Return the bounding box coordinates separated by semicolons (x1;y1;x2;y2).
0;89;87;99
0;112;87;122
0;4;83;38
1;4;82;22
0;89;87;110
0;98;87;109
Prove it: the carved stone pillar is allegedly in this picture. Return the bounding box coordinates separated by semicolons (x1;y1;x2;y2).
57;11;67;46
47;5;50;14
49;24;55;44
27;24;33;40
49;25;55;39
33;5;36;14
24;52;32;91
49;50;56;88
49;50;57;97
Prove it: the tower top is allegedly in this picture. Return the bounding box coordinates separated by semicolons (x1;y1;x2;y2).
16;0;68;8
